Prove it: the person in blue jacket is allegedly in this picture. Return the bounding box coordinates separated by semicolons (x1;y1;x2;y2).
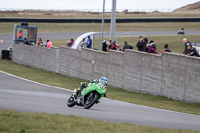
86;36;92;48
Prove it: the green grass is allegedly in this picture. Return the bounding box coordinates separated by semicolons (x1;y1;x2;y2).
1;22;200;34
0;58;200;115
52;35;200;54
0;110;198;133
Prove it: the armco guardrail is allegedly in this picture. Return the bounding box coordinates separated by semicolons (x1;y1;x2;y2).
1;17;200;23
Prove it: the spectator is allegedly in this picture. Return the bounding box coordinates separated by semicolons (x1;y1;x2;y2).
108;41;121;51
80;38;87;47
182;38;191;54
68;38;74;47
136;36;144;51
38;38;45;46
162;44;171;53
185;44;200;57
17;30;22;39
37;38;41;46
149;40;156;50
23;38;31;46
143;37;148;52
122;41;133;52
86;36;92;48
147;44;158;54
108;40;112;49
102;40;109;52
40;38;45;46
46;39;52;48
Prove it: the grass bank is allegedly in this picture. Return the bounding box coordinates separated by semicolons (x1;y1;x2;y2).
0;110;198;133
1;12;200;18
0;59;200;115
1;22;200;34
52;35;200;54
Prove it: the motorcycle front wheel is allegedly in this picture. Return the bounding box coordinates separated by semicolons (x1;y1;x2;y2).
84;93;98;109
67;95;76;107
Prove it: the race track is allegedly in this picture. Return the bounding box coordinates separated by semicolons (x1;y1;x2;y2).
0;70;200;131
1;30;200;51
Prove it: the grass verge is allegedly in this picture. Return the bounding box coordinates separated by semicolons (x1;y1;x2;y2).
1;12;200;18
1;22;200;34
0;58;200;115
52;35;200;54
0;110;198;133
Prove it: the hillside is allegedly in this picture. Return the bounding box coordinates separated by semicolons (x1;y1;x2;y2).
173;1;200;13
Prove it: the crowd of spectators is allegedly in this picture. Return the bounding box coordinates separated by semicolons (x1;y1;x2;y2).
101;36;199;58
32;34;199;58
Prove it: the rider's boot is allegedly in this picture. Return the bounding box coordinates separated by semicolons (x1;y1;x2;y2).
73;87;81;98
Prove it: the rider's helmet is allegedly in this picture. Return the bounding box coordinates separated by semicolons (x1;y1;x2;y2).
99;77;108;86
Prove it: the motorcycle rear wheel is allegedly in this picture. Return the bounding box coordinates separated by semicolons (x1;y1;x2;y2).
67;95;76;107
84;93;98;109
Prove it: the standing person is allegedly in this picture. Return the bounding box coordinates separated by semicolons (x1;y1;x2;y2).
162;44;171;53
182;38;191;54
149;40;156;50
147;44;158;54
122;41;133;52
184;44;200;57
143;37;148;52
102;40;109;52
86;36;92;48
136;36;144;51
17;30;22;39
47;39;52;48
80;38;87;47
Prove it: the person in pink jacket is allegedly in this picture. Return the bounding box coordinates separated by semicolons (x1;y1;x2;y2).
147;44;158;54
47;39;52;48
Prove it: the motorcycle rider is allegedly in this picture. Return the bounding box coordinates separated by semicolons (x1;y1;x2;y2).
73;77;108;98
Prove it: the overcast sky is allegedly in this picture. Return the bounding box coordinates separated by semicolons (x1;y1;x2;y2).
0;0;199;10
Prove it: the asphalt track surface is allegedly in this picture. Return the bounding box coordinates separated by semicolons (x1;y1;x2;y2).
1;30;200;51
0;71;200;131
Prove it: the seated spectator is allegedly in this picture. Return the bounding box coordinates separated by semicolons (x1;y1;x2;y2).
143;37;148;52
68;38;74;47
38;38;45;46
149;40;156;50
136;36;144;51
147;44;158;54
122;41;133;52
37;38;41;46
108;41;121;51
46;39;52;48
162;44;171;53
185;44;200;57
23;38;31;46
102;40;109;52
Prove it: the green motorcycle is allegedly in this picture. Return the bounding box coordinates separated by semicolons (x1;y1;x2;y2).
67;77;108;109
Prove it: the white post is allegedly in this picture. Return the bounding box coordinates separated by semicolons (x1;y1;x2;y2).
101;0;106;50
110;0;117;41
